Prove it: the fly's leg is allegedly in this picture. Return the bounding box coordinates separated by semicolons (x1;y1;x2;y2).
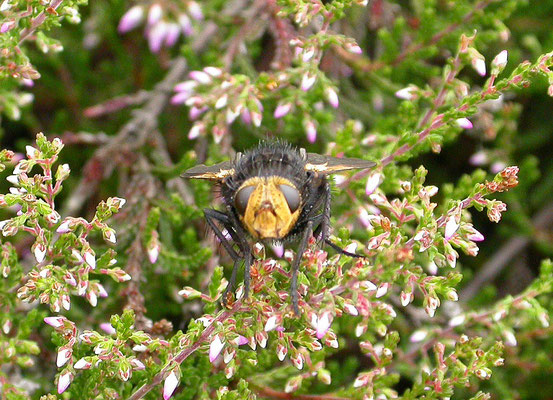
204;209;243;304
291;220;313;315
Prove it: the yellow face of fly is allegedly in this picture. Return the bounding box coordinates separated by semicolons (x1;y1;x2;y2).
235;176;302;240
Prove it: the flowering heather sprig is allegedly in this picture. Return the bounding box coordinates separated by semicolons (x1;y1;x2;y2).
0;134;128;313
117;2;203;53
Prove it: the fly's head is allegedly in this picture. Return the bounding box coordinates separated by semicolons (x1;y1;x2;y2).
233;176;302;240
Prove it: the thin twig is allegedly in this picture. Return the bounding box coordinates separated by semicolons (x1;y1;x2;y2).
18;0;64;44
127;301;243;400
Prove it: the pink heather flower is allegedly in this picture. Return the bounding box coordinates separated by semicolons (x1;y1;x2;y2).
343;303;358;316
365;172;381;195
164;23;180;47
118;5;144;33
448;314;466;327
302;46;315;62
456;117;473;129
305;120;317;143
395;86;417;100
188;1;203;20
316;312;332;339
61;294;71;311
271;242;284;257
490;161;507;174
148;22;168;53
189;70;211;84
301;74;316;91
325;87;339;108
147;3;163;26
57;370;72;394
44;316;65;329
240;108;252;125
290;351;304;370
345;42;363;54
163;370;179;400
148;243;159;264
100;322;116;335
469;150;488;166
87;291;98;307
130;358;145;370
104;228;116;244
209;335;225;362
472;57;487;77
251;111;262;127
274;103;292;119
503;330;517;347
492;50;508;71
57;347;72;368
444;215;459;240
1;19;15;33
223;347;236;364
467;229;485;242
189;106;207;120
178;13;193;35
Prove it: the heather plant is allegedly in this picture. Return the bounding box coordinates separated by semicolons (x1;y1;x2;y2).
1;1;553;400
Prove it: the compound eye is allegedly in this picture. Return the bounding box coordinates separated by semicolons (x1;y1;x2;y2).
279;184;301;213
235;185;255;215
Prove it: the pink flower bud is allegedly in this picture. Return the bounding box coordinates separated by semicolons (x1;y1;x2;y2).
325;87;339;108
365;172;381;195
84;250;96;269
375;282;389;298
130;358;145;370
316;311;332;339
456;117;473;129
409;329;427;343
187;1;203;20
164;23;180;47
469;150;488;166
255;331;268;348
274;103;292;118
345;42;363;54
444;215;459;240
209;335;225;362
148;21;168;53
118;5;144;33
305;120;317;143
492;50;508;71
74;358;92;369
472;57;486;77
395;86;417;100
57;347;72;367
189;70;212;84
204;66;222;77
264;315;278;332
163;370;179;400
33;242;47;263
44;316;65;329
187;122;204;140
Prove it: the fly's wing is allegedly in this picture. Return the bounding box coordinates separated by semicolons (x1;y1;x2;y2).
182;161;234;181
305;153;376;174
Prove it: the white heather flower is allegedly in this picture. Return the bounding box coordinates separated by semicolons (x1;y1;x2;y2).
209;335;225;362
492;50;508;71
226;107;240;124
57;347;72;367
467;229;485;242
187;123;204;140
256;331;268;348
343;303;358;316
57;370;72;394
189;70;211;84
456;117;473;129
74;358;92;369
400;291;412;307
187;1;203;20
130;358;145;370
325;87;339;108
215;94;228;109
444;215;459;240
409;329;427;343
163;370;179;400
84;250;96;269
87;291;98;307
265;315;278;332
147;3;163;26
316;312;332;339
503;330;517;346
148;242;160;264
104;228;116;244
365;172;381;195
448;314;465;327
472;57;487;77
6;175;19;185
61;294;71;311
302;46;315;62
300;73;316;91
118;5;144;33
375;283;388;298
345;42;362;54
203;66;222;77
395;86;417;100
34;243;47;263
26;145;38;158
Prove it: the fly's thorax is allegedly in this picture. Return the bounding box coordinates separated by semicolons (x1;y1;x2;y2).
234;176;302;239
